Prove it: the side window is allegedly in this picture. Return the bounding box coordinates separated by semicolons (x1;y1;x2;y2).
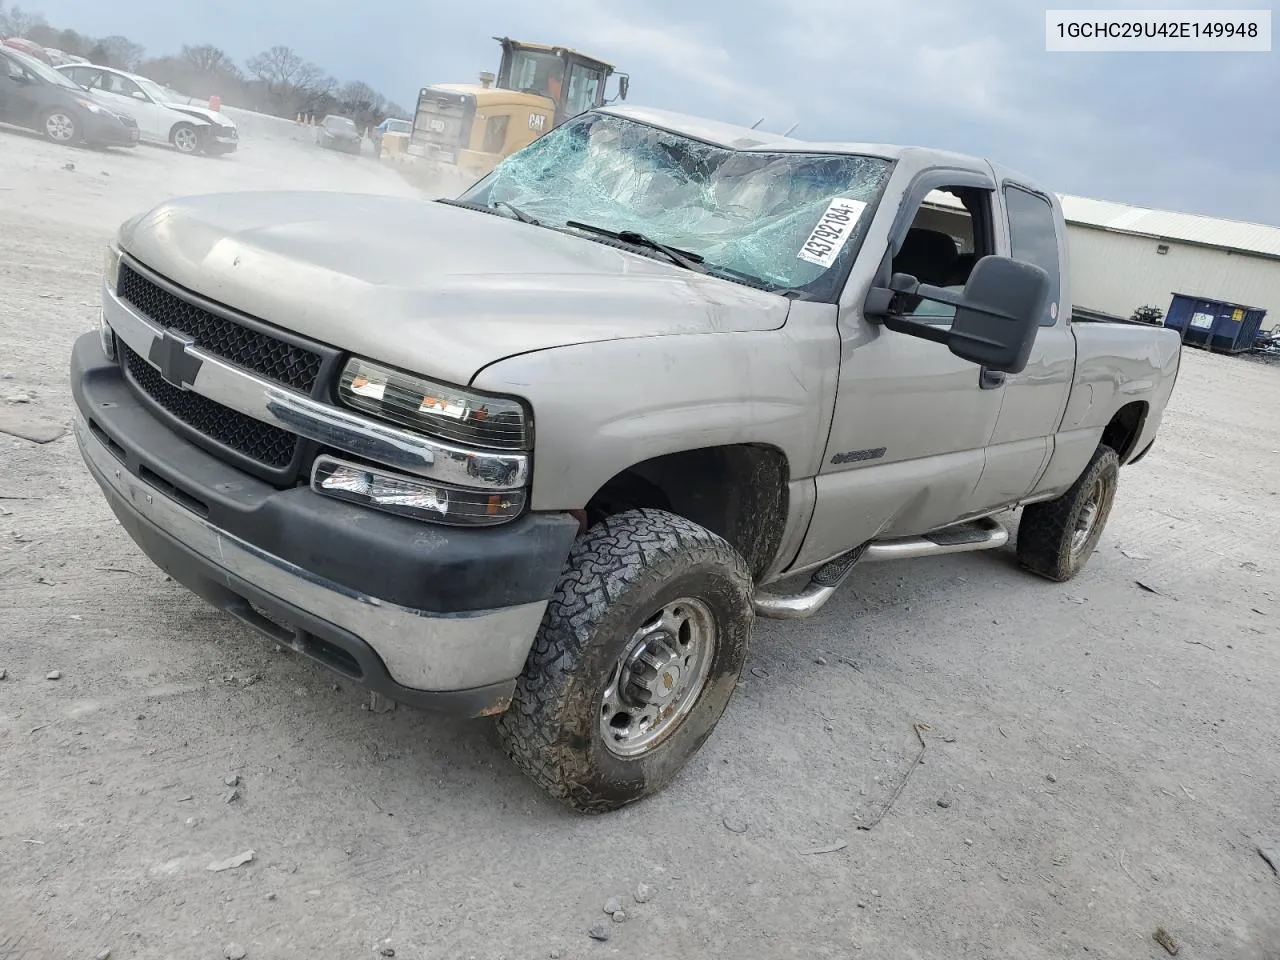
102;73;143;98
891;186;995;323
1004;185;1062;327
563;64;604;118
4;55;25;81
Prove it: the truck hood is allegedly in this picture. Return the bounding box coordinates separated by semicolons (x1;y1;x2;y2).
116;191;791;386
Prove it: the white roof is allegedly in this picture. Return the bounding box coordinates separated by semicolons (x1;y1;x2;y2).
1059;194;1280;259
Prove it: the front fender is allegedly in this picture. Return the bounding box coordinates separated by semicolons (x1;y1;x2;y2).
470;304;839;511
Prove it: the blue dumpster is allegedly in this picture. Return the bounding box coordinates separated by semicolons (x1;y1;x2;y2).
1164;293;1268;354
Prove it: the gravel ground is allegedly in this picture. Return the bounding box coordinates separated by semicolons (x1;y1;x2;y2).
2;110;1278;960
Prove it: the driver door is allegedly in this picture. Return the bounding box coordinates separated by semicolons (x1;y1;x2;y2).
791;171;1010;569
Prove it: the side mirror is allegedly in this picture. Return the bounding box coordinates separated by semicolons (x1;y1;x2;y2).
867;255;1049;374
618;74;629;100
131;90;147;100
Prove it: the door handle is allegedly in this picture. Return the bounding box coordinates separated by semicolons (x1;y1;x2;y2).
980;367;1005;390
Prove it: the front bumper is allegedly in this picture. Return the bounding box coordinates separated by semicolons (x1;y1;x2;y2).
84;114;139;147
70;332;578;715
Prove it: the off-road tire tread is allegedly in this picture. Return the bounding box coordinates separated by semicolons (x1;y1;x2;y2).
1017;444;1120;582
497;508;753;813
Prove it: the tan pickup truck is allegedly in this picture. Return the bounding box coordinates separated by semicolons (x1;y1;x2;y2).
71;105;1182;812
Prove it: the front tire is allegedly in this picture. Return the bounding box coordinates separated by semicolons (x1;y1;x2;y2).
170;123;201;154
1016;444;1120;582
41;108;79;145
497;509;754;813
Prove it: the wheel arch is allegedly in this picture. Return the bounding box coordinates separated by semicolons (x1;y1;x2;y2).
1101;400;1149;463
584;443;790;583
168;118;210;139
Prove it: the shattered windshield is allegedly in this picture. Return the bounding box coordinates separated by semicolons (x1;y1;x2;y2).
458;112;892;296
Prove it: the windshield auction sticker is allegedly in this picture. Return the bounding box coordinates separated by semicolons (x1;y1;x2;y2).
798;198;869;268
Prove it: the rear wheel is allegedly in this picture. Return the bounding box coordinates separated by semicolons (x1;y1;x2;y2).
170;123;201;154
41;109;78;145
497;508;754;813
1016;444;1120;582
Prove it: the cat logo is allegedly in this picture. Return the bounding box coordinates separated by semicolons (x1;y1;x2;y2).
528;114;547;132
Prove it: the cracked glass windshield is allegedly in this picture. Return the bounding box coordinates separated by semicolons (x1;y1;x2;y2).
458;112;893;295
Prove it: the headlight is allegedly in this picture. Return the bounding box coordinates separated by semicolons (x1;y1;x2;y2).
103;244;121;293
312;456;526;527
338;357;529;450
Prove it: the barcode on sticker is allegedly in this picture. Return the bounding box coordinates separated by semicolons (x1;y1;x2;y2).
798;198;868;268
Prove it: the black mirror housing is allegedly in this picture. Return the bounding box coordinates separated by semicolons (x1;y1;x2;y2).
866;255;1048;375
618;74;629;100
947;256;1048;373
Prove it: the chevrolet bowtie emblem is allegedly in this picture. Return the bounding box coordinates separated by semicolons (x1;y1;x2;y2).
148;329;203;390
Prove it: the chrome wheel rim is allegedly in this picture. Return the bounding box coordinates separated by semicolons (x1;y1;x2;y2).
46;113;75;142
1070;475;1110;560
600;597;716;758
174;128;198;152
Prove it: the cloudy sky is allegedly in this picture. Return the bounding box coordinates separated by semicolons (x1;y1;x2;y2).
27;0;1280;224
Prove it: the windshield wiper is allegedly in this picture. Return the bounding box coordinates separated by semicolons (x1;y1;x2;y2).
565;221;706;273
436;197;540;226
492;200;539;225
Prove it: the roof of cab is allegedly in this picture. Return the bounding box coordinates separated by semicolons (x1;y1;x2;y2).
597;105;988;166
495;37;616;70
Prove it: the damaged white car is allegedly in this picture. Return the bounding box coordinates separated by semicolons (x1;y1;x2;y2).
55;63;238;155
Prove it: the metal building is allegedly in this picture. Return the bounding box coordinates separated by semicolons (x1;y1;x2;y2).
1061;195;1280;330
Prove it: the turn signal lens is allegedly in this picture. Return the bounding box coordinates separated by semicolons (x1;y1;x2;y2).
103;244;122;293
97;312;116;361
311;456;525;526
338;357;529;450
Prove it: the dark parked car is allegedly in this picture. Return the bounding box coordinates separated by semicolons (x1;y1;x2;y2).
316;114;362;155
0;47;139;148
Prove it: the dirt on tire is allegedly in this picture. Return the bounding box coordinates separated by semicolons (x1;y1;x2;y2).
497;508;754;813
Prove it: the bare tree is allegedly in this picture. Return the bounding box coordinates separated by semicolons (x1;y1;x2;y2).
25;21;61;47
246;45;304;88
100;35;145;70
293;61;334;97
181;43;238;77
56;28;87;55
340;81;381;113
1;4;47;37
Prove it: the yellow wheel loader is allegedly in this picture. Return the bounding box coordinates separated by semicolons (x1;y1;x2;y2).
404;37;629;184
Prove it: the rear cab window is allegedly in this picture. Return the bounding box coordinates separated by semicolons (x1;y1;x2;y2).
1003;185;1063;326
